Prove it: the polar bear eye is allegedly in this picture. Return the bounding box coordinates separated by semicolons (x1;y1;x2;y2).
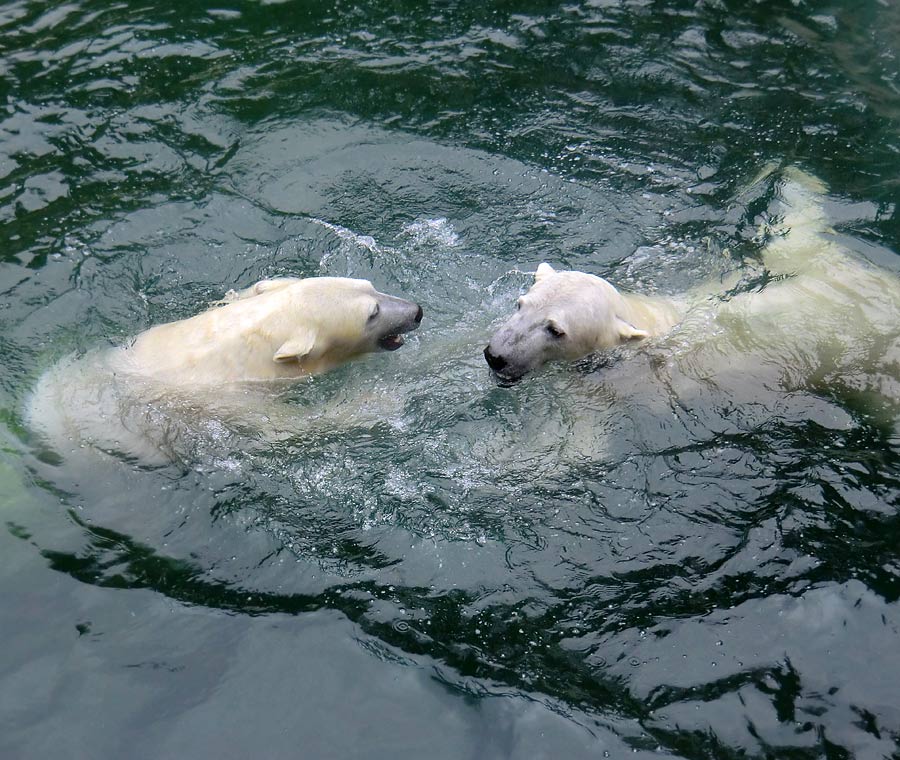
516;299;523;311
368;304;380;321
545;321;565;338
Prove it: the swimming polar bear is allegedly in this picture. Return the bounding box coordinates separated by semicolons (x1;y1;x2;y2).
483;262;683;383
117;276;423;384
27;276;422;464
485;168;900;400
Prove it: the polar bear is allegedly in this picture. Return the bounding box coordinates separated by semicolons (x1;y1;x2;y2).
27;275;422;464
116;276;423;384
483;262;684;383
485;168;900;393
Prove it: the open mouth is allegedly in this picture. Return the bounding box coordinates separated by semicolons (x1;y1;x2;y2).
378;334;405;351
490;369;523;387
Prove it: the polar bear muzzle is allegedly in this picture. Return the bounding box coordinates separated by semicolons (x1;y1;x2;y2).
372;295;424;351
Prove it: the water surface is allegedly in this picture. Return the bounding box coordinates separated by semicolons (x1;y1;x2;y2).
2;1;900;758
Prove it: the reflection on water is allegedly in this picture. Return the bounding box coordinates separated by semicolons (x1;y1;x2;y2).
3;0;900;757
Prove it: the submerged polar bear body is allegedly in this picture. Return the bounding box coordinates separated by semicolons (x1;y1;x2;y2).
485;168;900;401
28;276;422;464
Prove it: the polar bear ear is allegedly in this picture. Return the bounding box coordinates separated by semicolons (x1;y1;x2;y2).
273;329;318;363
535;263;556;282
616;317;649;342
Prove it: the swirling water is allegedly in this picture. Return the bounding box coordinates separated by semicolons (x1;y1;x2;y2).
2;1;900;758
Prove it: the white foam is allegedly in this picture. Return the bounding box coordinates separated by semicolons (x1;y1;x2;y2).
400;218;459;247
309;217;381;252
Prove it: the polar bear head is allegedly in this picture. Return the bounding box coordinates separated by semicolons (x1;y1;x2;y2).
256;277;424;374
483;263;648;383
127;276;424;383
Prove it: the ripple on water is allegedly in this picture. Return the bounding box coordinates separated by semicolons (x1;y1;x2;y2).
3;0;900;756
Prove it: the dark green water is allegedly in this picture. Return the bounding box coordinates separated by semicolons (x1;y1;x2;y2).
2;1;900;757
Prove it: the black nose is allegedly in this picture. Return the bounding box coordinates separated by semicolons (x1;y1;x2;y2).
484;346;507;372
414;305;423;325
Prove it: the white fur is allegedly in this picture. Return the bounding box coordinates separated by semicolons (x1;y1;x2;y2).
486;168;900;399
484;264;684;382
27;276;421;463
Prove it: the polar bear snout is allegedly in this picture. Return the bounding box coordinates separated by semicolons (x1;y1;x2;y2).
371;295;424;352
484;345;510;374
484;342;529;385
484;313;549;383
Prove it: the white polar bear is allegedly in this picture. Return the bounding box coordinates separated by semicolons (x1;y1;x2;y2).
483;262;684;382
27;276;422;464
484;168;900;400
116;276;423;384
